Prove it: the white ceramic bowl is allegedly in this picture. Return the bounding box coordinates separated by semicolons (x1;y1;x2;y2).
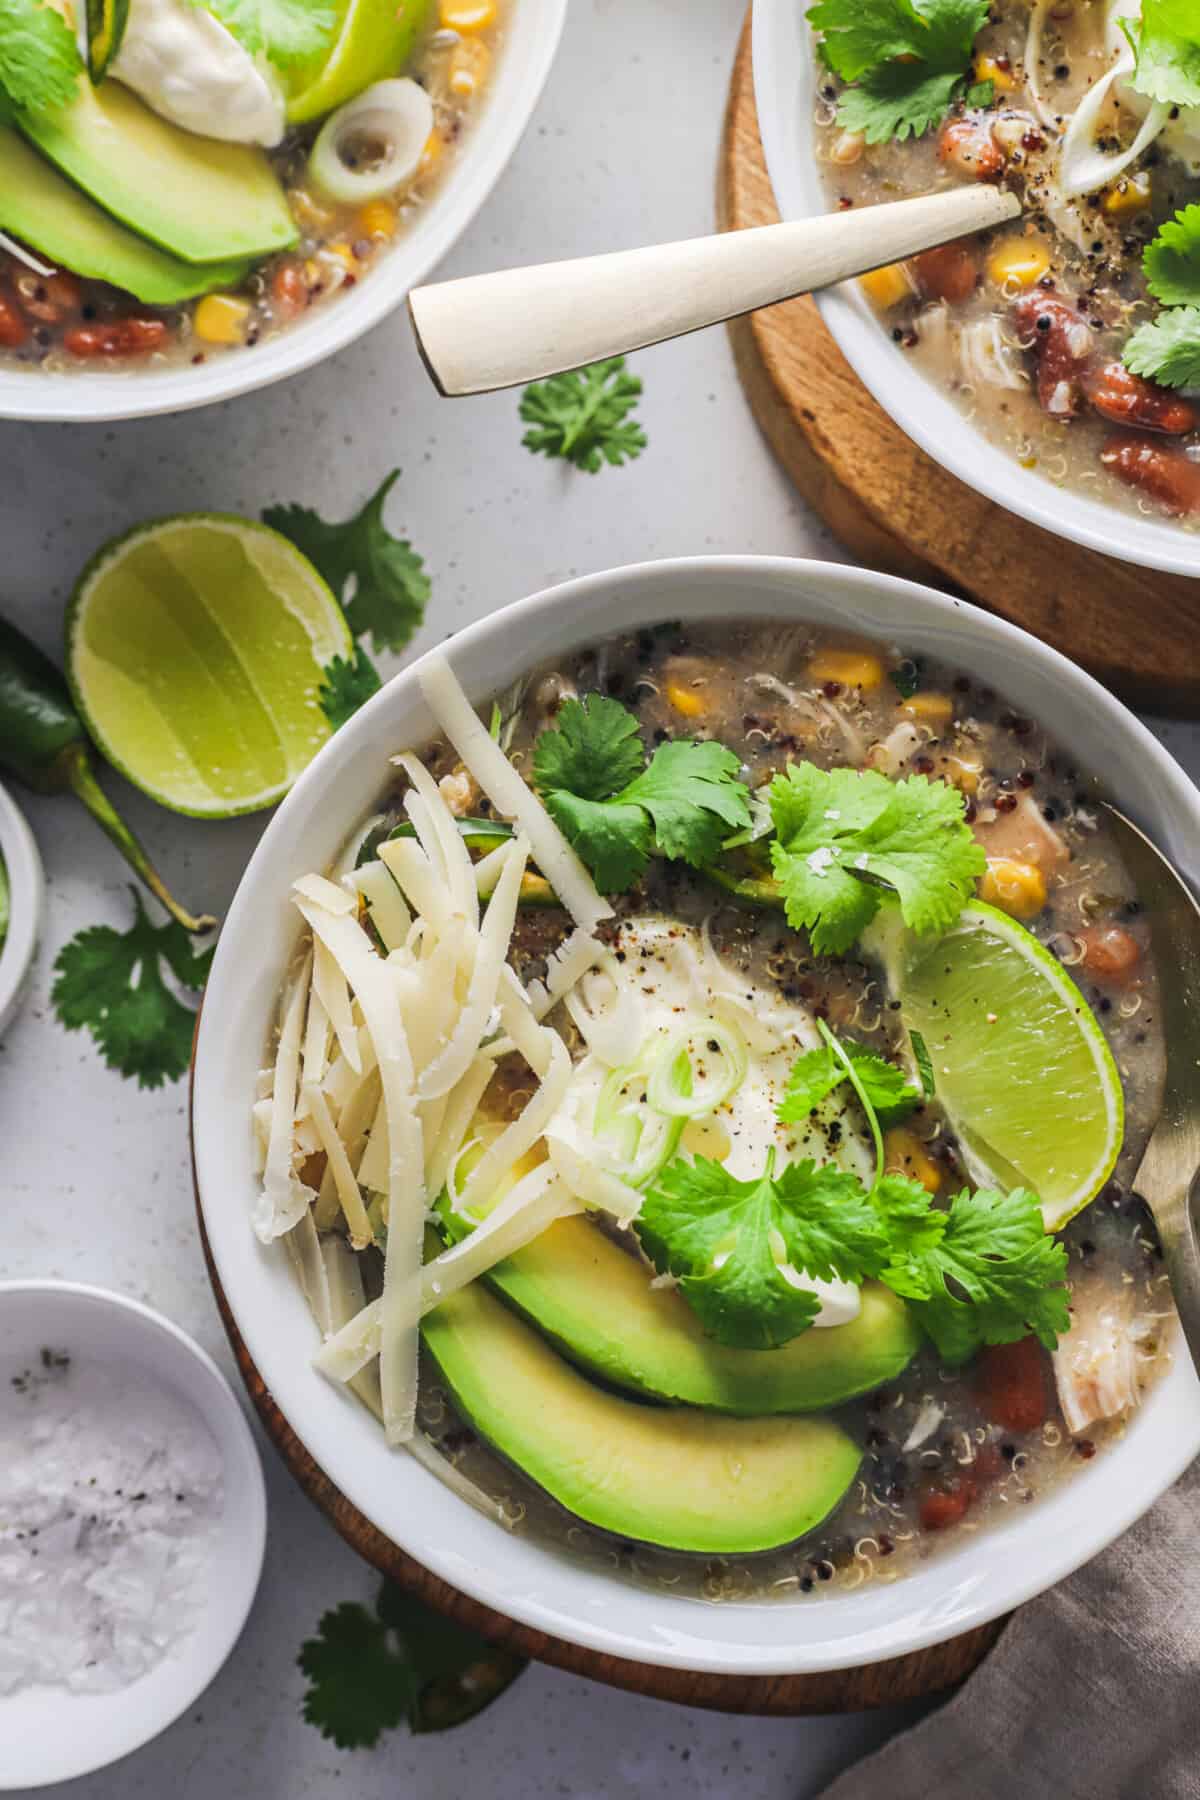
752;0;1200;580
0;779;45;1039
193;556;1200;1676
0;0;567;425
0;1281;267;1789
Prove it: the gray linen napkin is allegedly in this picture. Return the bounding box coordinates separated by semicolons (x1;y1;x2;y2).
819;1459;1200;1800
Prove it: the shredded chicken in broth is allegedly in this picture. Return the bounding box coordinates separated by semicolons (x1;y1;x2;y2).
260;621;1172;1603
814;0;1200;524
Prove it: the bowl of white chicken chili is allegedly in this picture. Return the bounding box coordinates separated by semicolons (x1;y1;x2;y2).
754;0;1200;576
0;0;566;423
192;555;1200;1676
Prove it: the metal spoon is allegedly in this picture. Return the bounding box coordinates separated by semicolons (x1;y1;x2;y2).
408;185;1021;397
1102;804;1200;1372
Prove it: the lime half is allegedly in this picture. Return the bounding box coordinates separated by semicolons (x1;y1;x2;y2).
896;901;1123;1230
67;515;352;819
285;0;437;125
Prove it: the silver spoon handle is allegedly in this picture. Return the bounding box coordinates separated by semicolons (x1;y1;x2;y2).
408;185;1019;397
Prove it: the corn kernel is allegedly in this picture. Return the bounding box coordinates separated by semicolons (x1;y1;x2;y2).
858;262;916;310
979;856;1047;920
448;37;491;97
1102;169;1152;215
357;199;398;240
665;680;705;718
942;752;982;794
420;129;445;174
974;53;1016;91
987;235;1052;289
193;293;252;346
902;692;954;726
324;241;357;273
829;129;865;166
884;1127;941;1195
808;649;885;691
440;0;497;29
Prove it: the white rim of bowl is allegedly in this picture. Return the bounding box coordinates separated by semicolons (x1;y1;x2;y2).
750;0;1200;580
0;0;568;425
0;1278;268;1789
193;554;1200;1675
0;779;45;1039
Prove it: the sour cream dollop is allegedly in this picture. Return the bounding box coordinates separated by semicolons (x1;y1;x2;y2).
95;0;287;146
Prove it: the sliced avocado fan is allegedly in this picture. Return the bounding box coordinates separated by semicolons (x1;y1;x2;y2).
421;1277;862;1554
20;81;296;266
0;131;253;305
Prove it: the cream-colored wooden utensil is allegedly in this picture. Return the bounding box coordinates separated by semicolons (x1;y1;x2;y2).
408;185;1020;396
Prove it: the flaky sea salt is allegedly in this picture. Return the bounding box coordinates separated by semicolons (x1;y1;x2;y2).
0;1347;224;1696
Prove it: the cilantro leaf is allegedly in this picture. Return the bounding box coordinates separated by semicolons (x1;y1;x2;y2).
1123;305;1200;389
264;471;430;654
300;1601;414;1749
530;693;645;800
768;762;985;955
520;357;648;473
189;0;336;65
300;1582;525;1748
778;1035;922;1130
636;1153;891;1349
532;696;751;894
0;0;81;117
882;1186;1069;1364
870;1171;947;1262
51;891;212;1090
1143;204;1200;307
808;0;990;143
1123;0;1200;111
320;646;382;732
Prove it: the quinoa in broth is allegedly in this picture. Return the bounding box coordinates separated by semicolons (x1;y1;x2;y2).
274;619;1172;1604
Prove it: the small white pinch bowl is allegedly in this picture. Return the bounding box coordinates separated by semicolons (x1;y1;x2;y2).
0;1281;267;1789
0;778;46;1040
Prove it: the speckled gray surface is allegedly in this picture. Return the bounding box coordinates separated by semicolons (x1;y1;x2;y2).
3;1;1200;1793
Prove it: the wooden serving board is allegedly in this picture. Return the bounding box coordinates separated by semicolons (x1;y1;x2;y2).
193;1163;1005;1713
719;16;1200;714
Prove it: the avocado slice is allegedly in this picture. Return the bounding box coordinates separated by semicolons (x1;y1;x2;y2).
0;131;253;305
421;1278;862;1553
20;80;297;266
450;1213;920;1414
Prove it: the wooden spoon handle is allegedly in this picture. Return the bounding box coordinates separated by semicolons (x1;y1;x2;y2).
409;185;1020;397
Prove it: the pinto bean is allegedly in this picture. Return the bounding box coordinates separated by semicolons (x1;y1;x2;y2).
938;113;1004;181
1012;290;1094;418
913;242;980;303
62;318;169;358
0;289;27;347
1083;360;1197;434
1100;430;1200;515
1078;922;1141;984
975;1338;1049;1433
271;260;309;317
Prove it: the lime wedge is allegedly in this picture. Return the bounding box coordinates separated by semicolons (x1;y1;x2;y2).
66;515;352;819
285;0;437;126
895;901;1123;1230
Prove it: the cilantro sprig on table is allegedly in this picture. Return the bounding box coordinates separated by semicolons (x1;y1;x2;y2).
300;1580;526;1749
0;0;81;124
51;891;213;1090
768;761;985;956
185;0;336;66
807;0;990;144
636;1021;1067;1362
532;694;751;892
520;357;648;473
265;471;430;732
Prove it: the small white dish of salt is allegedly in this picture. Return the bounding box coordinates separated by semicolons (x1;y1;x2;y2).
0;1280;266;1789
